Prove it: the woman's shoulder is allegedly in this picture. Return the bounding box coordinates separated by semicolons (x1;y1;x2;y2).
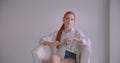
73;28;83;34
73;28;87;37
46;30;58;36
40;30;58;40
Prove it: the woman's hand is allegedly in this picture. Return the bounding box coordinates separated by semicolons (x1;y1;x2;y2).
64;37;83;44
64;37;74;45
52;41;61;47
42;41;61;47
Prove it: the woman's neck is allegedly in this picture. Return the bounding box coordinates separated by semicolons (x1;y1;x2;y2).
63;27;72;33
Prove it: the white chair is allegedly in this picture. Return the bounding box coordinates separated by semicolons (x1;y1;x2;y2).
32;45;91;63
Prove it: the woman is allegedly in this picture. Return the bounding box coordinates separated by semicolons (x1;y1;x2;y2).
39;11;91;63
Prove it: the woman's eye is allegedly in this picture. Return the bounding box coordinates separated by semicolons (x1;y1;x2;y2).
70;18;74;21
71;19;73;21
65;17;74;21
66;18;69;20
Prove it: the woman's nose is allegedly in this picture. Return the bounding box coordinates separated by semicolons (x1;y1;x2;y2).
68;19;71;22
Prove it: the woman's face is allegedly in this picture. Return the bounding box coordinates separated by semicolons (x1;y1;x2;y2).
63;14;75;29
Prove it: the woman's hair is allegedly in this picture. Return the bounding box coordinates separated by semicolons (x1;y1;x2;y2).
56;11;75;49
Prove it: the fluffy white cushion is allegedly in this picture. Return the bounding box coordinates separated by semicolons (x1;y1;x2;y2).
32;45;52;63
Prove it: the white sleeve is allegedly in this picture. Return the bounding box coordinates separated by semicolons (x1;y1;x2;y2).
39;31;57;45
39;36;48;45
79;32;91;46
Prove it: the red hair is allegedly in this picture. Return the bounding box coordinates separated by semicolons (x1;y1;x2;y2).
56;11;75;49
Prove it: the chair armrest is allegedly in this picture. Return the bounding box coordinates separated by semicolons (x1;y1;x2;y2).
79;45;91;63
32;45;52;63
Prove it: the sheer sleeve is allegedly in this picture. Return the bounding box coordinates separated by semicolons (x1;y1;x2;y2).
39;31;57;45
79;31;91;46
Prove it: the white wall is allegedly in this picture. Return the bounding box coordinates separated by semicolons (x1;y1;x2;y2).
0;0;109;63
110;0;120;63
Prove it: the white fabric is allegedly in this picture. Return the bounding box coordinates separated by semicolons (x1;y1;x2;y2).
32;45;52;63
32;44;91;63
39;28;91;62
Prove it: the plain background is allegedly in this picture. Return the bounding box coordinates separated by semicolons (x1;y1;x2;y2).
110;0;120;63
0;0;119;63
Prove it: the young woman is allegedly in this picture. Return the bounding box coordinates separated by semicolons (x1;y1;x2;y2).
39;11;91;63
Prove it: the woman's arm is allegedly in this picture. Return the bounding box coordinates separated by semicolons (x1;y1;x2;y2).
42;41;61;47
64;37;83;45
73;37;83;44
42;41;52;46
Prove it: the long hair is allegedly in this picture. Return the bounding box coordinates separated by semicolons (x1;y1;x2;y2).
56;11;75;49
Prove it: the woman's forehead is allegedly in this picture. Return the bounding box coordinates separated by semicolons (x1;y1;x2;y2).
65;14;75;18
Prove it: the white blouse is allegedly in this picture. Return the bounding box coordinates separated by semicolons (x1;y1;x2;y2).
39;28;91;60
